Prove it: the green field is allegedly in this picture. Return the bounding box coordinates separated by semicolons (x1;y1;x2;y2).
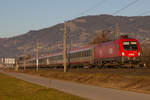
0;73;87;100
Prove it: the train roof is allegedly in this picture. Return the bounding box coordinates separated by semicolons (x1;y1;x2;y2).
37;45;93;59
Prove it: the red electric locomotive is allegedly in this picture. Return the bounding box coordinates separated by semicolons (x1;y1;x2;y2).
94;36;140;67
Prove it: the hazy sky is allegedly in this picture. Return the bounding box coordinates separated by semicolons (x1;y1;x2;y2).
0;0;150;38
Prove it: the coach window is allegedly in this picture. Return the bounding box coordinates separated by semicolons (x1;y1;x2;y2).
71;53;73;58
87;51;89;56
85;51;87;56
75;53;77;58
55;56;57;60
89;51;91;56
80;52;82;57
57;56;59;60
78;52;80;57
75;53;76;58
74;53;76;58
83;51;86;57
88;51;90;56
81;52;83;57
82;52;84;57
117;44;120;48
89;50;91;56
79;52;81;57
84;51;86;56
87;50;89;56
59;55;61;60
83;51;85;57
77;52;79;57
61;55;63;59
88;50;90;56
72;53;75;58
58;56;60;60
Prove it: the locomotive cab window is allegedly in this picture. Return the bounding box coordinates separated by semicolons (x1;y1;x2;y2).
123;42;130;50
123;41;138;50
130;41;138;50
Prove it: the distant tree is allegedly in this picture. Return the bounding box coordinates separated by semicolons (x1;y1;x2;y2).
141;47;150;66
89;30;111;45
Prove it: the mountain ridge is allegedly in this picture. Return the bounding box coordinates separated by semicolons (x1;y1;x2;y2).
0;14;150;57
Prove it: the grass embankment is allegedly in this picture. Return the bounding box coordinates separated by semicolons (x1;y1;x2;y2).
0;73;87;100
13;68;150;94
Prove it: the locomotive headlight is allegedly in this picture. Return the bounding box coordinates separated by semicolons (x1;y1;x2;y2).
122;52;125;56
138;52;140;56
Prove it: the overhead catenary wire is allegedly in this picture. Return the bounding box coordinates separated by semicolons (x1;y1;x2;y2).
69;0;139;29
66;0;109;48
121;9;150;40
106;0;139;30
125;10;150;28
96;0;139;40
66;0;140;45
137;10;150;16
130;10;150;26
66;0;140;46
112;0;139;15
68;0;109;20
70;0;139;21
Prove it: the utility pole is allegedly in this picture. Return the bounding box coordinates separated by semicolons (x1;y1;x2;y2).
23;48;26;70
68;29;72;69
115;23;119;40
15;55;19;71
36;40;39;71
63;21;67;73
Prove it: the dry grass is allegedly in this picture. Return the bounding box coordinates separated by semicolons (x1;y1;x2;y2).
6;68;150;94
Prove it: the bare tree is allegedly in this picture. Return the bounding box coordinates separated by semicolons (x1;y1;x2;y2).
89;30;111;45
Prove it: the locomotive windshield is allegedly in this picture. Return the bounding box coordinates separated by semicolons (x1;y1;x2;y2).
123;41;138;50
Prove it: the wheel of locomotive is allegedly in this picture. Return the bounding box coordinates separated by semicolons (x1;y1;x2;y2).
94;59;103;69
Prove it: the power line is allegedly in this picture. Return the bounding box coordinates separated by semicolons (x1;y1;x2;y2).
113;0;139;15
66;0;109;50
106;0;139;30
137;10;150;16
69;0;109;20
128;10;150;29
67;0;139;43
